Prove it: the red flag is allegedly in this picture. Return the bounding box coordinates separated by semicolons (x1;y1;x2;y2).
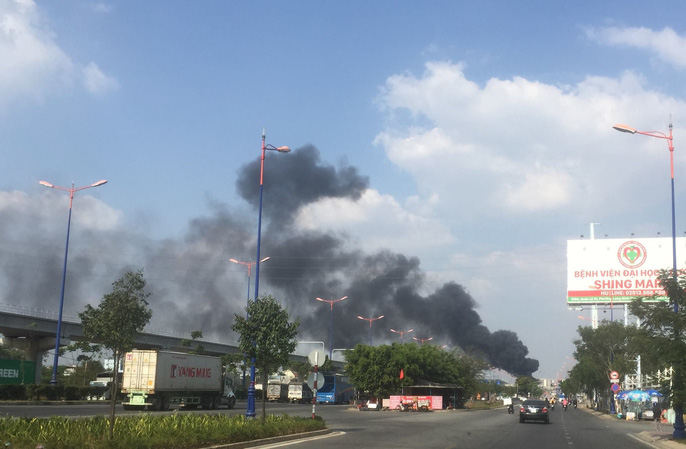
400;369;404;379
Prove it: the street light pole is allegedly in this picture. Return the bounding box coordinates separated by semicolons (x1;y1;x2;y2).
246;130;289;419
390;328;413;343
39;179;107;385
613;123;677;311
316;296;347;360
613;121;685;439
357;315;384;346
230;256;269;387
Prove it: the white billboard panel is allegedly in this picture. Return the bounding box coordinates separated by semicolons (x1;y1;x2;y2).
567;237;686;305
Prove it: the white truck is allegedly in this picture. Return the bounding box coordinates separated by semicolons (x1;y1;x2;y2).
288;382;313;404
266;378;289;402
121;349;236;411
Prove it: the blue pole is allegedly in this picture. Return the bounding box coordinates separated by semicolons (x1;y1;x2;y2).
246;182;264;419
242;269;250;389
50;202;72;385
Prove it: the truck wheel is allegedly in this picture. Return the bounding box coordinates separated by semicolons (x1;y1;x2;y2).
149;397;162;411
161;396;170;411
228;397;236;409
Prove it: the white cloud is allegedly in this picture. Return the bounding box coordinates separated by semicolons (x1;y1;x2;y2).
294;188;454;256
82;61;119;95
0;0;117;108
586;26;686;69
0;0;74;104
374;61;686;227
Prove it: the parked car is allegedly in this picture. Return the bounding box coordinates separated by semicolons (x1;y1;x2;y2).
520;399;550;424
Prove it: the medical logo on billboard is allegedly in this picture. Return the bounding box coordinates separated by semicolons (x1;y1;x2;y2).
617;241;647;269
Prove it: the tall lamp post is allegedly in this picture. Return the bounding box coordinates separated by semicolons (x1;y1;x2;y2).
390;328;413;343
413;336;433;346
613;122;677;310
40;179;107;385
230;256;270;387
316;296;347;360
357;315;384;346
613;121;685;439
246;130;290;419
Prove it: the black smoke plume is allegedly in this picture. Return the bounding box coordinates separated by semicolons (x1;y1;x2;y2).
0;144;538;377
234;144;538;376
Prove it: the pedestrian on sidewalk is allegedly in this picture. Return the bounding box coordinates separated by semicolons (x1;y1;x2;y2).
652;402;663;431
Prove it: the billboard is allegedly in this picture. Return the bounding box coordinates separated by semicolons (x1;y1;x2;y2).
0;359;35;385
567;237;686;305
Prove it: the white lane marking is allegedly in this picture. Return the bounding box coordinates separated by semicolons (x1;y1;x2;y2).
255;431;346;448
627;433;660;449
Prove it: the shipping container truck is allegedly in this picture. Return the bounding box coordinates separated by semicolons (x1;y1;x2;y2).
121;350;236;411
288;382;313;403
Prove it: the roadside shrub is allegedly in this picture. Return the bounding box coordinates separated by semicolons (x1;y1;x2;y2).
25;384;40;400
0;413;326;449
0;385;26;400
64;386;81;400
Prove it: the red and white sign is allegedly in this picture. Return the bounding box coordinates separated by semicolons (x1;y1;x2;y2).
610;371;619;380
567;237;685;305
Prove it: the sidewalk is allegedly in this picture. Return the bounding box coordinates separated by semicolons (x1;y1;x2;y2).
580;406;684;448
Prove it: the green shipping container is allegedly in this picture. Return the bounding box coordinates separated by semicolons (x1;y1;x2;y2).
0;359;35;385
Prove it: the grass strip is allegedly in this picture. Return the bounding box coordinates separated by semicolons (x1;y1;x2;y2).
0;413;325;449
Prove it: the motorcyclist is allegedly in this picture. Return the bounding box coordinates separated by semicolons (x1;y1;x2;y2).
562;398;568;410
507;403;514;414
573;398;578;408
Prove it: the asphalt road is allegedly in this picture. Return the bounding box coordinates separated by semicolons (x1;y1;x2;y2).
0;401;671;449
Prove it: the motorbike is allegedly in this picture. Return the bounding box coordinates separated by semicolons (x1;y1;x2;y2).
507;404;514;414
563;403;568;411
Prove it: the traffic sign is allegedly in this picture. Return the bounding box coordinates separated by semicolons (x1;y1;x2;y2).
610;371;619;380
308;350;325;366
307;372;324;390
611;383;620;393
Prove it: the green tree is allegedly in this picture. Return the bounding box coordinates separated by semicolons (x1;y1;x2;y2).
79;269;152;439
571;320;643;411
515;376;542;398
630;269;686;437
58;341;104;387
180;330;206;354
231;295;300;420
344;343;483;402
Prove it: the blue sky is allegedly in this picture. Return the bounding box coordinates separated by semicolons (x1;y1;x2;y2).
2;0;686;379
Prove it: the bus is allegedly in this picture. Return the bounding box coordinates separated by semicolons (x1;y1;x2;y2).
316;373;354;404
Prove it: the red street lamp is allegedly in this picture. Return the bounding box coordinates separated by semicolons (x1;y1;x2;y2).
357;315;384;346
316;296;347;360
413;336;433;345
614;121;682;439
613;123;677;307
247;130;289;419
390;328;413;343
39;179;107;385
